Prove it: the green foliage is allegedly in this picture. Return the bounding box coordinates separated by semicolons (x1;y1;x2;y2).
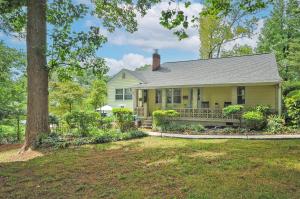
49;81;85;115
152;110;179;132
166;123;205;133
159;0;268;44
267;115;286;134
112;108;135;132
64;111;100;137
221;44;254;57
282;81;300;96
284;94;300;127
223;105;244;117
87;79;107;110
99;116;113;130
257;0;300;81
255;105;272;116
35;130;147;149
242;111;265;130
0;125;21;144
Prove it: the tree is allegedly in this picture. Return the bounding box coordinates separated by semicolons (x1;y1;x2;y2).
257;0;300;81
87;80;107;110
50;81;85;116
160;0;269;57
0;0;159;150
0;41;26;142
221;44;253;57
198;0;263;59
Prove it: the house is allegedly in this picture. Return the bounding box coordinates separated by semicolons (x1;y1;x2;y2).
107;51;282;126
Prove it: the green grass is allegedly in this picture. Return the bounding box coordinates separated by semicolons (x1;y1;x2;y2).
0;137;300;198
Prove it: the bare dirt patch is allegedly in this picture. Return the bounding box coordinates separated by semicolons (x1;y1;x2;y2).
0;148;44;163
0;144;22;152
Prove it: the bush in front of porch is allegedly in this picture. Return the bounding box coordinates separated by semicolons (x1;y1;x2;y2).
152;110;179;132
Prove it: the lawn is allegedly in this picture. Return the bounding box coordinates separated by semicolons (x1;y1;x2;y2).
0;137;299;199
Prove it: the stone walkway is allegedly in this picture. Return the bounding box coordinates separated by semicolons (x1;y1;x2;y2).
147;131;300;140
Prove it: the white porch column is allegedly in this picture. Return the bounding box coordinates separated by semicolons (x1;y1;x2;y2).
192;88;198;108
231;86;237;105
137;89;143;107
162;88;167;110
132;89;137;110
277;84;282;115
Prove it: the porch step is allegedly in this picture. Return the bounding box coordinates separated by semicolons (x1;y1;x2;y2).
141;118;153;129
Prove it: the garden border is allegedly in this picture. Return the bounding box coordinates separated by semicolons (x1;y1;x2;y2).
147;132;300;140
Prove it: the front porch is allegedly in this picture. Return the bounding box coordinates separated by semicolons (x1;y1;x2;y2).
133;85;280;125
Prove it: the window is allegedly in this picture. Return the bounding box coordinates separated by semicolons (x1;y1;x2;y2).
115;88;132;100
124;88;132;100
237;86;245;104
122;72;126;79
173;88;181;103
167;88;181;104
115;89;123;100
201;101;209;108
155;89;162;103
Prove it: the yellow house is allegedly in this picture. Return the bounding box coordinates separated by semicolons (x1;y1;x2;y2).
107;52;282;126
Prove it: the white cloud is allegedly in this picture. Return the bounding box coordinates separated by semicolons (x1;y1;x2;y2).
105;53;151;75
108;2;203;53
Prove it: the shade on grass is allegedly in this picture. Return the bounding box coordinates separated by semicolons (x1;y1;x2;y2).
0;137;299;198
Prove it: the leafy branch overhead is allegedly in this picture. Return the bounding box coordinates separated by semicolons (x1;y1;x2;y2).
160;0;270;58
0;0;163;80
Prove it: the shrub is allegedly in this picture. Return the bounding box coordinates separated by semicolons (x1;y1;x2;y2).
267;115;285;134
282;81;300;96
255;105;272;116
34;130;147;149
112;108;135;132
242;111;264;130
284;94;300;128
0;125;19;144
64;111;100;136
152;110;179;131
223;105;244;117
189;124;205;132
99;116;113;130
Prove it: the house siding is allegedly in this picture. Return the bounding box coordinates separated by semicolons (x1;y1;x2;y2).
245;85;276;108
146;85;278;114
107;70;141;109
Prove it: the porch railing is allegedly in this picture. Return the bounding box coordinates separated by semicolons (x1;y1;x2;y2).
170;108;241;122
135;107;240;121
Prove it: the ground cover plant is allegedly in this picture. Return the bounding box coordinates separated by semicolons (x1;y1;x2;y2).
0;137;299;198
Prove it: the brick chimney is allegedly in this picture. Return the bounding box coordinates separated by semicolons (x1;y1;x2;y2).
152;49;160;71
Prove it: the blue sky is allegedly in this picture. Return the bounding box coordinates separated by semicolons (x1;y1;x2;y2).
0;0;266;75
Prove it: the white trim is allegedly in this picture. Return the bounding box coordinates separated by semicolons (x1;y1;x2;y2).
132;81;281;89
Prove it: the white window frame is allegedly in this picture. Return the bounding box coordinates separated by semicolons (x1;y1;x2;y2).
115;88;132;101
167;88;181;104
155;89;162;104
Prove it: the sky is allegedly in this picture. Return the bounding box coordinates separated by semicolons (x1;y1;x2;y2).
0;0;266;76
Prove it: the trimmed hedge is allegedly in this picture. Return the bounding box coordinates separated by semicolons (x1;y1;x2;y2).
152;110;179;131
242;111;264;130
223;105;243;117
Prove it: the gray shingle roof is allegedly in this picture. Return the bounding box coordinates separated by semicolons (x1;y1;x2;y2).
129;53;281;88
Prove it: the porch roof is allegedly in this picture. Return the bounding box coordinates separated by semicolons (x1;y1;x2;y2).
130;53;281;89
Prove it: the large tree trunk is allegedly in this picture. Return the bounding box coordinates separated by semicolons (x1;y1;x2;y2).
21;0;49;151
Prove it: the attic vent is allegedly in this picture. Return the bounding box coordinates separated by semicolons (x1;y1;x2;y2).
122;72;126;79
